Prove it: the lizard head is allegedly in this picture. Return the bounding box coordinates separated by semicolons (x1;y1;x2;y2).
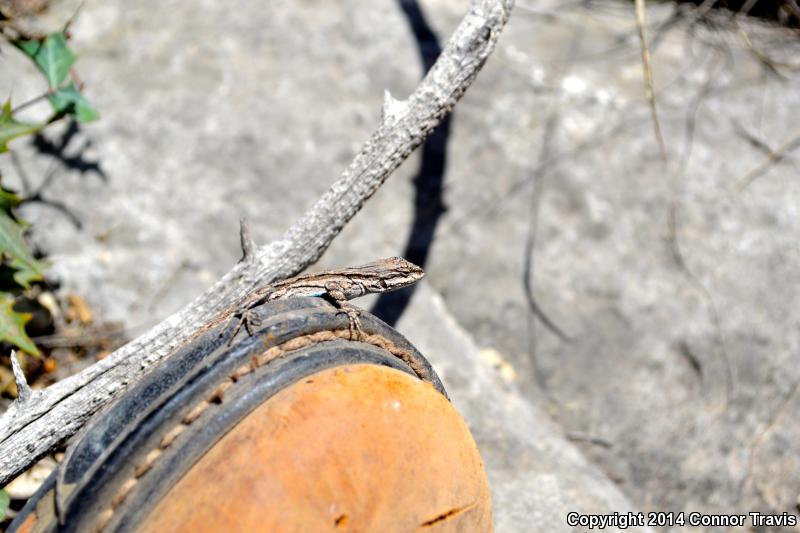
362;256;424;292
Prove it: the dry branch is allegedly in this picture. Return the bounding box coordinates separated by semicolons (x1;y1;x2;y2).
0;0;515;485
634;0;667;160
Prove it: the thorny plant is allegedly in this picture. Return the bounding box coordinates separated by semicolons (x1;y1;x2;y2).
0;2;99;520
0;3;98;357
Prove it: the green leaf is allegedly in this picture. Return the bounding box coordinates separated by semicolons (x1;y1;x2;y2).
0;101;43;153
0;211;45;289
0;293;39;355
0;488;9;521
15;39;41;58
0;182;22;213
14;32;75;87
47;82;99;122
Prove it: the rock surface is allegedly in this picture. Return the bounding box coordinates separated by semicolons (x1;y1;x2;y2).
2;0;800;531
400;284;653;532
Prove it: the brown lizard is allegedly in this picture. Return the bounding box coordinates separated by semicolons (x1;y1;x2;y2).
227;257;424;342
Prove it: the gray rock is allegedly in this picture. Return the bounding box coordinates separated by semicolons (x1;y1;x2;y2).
399;284;653;532
3;0;800;529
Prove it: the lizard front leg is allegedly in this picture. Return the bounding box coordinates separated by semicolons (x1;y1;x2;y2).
325;283;364;341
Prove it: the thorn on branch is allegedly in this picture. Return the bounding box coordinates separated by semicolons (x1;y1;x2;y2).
239;217;256;263
381;89;409;126
10;350;32;403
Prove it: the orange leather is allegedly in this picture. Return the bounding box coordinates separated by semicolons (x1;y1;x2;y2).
15;512;37;533
139;364;492;532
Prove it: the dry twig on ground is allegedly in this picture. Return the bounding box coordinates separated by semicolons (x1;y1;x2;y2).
634;0;668;160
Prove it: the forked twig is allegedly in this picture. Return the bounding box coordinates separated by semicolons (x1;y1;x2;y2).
736;129;800;191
